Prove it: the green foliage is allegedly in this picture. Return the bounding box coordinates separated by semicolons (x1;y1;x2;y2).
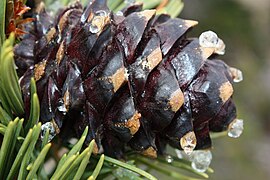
0;0;6;46
0;118;23;179
25;78;40;132
0;33;24;117
107;0;183;18
156;0;184;18
50;0;184;18
88;154;105;180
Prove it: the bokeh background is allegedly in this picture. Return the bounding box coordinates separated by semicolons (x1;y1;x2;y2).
181;0;270;179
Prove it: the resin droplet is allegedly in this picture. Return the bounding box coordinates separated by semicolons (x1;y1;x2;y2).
57;99;67;115
41;122;57;142
89;10;108;34
215;38;226;55
199;30;219;48
228;119;244;138
175;149;183;159
180;131;197;155
116;11;124;16
230;67;243;83
165;155;174;163
191;150;212;173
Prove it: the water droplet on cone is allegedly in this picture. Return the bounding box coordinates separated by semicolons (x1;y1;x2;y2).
230;67;243;83
199;30;219;48
215;38;226;55
191;150;212;173
41;122;57;142
228;119;244;138
89;10;108;34
175;149;184;159
165;155;174;163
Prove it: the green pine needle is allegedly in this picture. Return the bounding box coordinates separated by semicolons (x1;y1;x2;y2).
4;118;24;178
26;143;51;180
138;0;163;10
73;139;96;179
60;147;91;180
66;126;88;157
54;126;88;173
107;0;184;18
0;105;12;125
0;0;6;46
136;157;201;180
0;119;17;179
41;129;50;149
88;154;105;180
25;78;40;132
156;156;209;179
18;123;41;180
0;123;6;135
156;0;184;17
51;154;79;180
104;156;158;180
0;33;24;116
107;0;123;11
7;128;33;180
210;131;228;139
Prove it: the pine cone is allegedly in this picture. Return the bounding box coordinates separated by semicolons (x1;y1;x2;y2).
15;0;243;158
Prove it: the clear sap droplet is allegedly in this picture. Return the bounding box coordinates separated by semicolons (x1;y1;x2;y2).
228;119;244;138
165;155;174;163
199;30;219;48
230;67;243;83
57;99;67;115
175;149;184;159
41;122;57;142
215;38;226;55
96;10;107;17
141;91;146;98
124;68;129;80
116;11;124;16
89;10;108;34
191;150;212;173
89;23;101;34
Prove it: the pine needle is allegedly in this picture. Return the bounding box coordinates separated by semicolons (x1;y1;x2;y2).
54;126;88;173
73;139;96;179
88;154;105;180
26;143;52;180
60;147;90;180
104;156;158;180
0;33;24;116
0;105;12;125
25;78;40;132
0;0;6;46
7;128;33;180
0;120;17;179
51;154;79;179
18;123;42;180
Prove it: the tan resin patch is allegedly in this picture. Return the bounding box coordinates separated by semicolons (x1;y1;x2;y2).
219;81;234;103
169;89;184;112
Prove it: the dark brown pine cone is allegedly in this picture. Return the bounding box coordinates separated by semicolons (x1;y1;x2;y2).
15;0;243;159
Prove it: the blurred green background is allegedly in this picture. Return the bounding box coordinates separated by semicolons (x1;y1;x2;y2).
181;0;270;179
